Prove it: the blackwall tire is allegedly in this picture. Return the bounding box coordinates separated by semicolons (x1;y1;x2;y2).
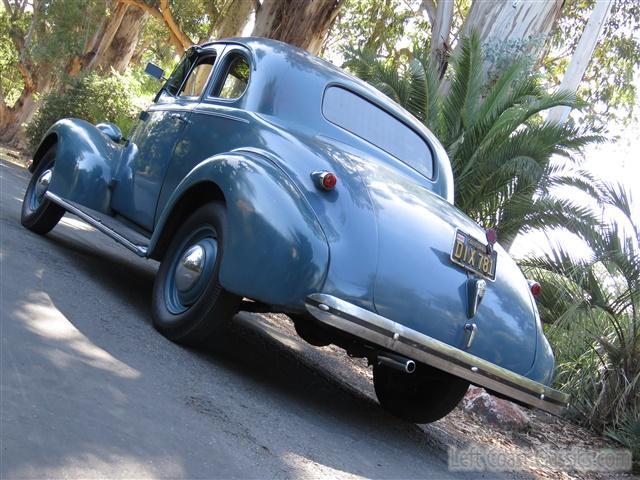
151;202;241;346
373;362;469;423
21;146;64;235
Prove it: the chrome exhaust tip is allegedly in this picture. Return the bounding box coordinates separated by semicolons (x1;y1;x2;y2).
377;353;416;374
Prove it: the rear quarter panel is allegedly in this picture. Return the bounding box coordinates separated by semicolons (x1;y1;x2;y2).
151;151;330;308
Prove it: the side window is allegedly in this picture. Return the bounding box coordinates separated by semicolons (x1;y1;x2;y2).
164;55;194;97
162;53;216;99
178;55;216;98
217;54;250;99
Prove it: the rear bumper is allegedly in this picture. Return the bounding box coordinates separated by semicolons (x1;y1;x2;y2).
305;293;570;416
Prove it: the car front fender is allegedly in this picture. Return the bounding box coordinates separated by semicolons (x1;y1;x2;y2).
35;118;123;214
150;152;330;308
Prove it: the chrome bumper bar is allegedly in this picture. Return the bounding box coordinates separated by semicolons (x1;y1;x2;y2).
305;293;570;416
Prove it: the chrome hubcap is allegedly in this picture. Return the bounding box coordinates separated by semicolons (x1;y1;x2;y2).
166;231;218;315
35;169;52;201
174;244;206;293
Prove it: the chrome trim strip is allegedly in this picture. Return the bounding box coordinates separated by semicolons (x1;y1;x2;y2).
45;192;148;257
192;109;250;123
305;293;570;415
147;106;193;114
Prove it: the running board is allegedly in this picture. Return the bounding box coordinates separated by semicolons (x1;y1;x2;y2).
45;191;149;257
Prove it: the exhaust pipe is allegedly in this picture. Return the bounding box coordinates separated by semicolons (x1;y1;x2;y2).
377;352;416;374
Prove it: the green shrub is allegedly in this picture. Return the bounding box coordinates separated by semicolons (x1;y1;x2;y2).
26;72;138;152
522;183;639;472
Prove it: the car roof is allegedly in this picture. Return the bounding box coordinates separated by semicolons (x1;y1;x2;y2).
200;37;437;144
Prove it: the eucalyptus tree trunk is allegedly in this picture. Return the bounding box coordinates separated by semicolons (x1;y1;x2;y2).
252;0;344;55
547;0;613;124
91;6;148;72
429;0;454;78
0;0;49;146
462;0;564;43
0;66;55;146
213;0;254;39
120;0;194;53
67;2;147;76
460;0;564;69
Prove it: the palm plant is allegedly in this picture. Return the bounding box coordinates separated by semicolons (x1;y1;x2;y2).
343;32;603;248
344;32;637;466
521;183;639;467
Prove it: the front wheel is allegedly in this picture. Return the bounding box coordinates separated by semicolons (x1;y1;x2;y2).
373;362;469;423
21;146;64;234
151;202;241;346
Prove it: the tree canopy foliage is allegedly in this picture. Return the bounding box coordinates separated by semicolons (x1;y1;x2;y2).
327;0;640;133
542;0;640;128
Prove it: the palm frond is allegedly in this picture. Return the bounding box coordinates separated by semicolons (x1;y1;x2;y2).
441;31;483;144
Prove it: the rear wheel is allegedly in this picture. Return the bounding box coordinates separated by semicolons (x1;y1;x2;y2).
21;146;64;234
151;202;241;346
292;315;332;347
373;362;469;423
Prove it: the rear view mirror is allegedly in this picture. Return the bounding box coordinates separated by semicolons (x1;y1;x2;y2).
145;62;165;81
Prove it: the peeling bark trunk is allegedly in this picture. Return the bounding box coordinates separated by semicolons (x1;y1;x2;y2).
0;0;50;146
420;0;436;26
67;1;129;76
252;0;343;55
0;73;53;146
429;0;454;78
0;93;35;144
120;0;193;53
92;6;148;72
67;2;147;75
213;0;253;39
547;0;612;124
461;0;564;66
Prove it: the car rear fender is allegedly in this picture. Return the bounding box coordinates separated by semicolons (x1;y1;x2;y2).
526;311;556;385
33;118;124;214
149;152;330;308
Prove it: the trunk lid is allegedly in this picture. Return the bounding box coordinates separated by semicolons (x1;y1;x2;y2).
358;159;538;375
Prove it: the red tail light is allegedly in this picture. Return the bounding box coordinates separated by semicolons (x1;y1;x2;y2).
312;171;337;191
528;280;541;297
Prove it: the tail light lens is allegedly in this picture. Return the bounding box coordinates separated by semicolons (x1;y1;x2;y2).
312;171;337;191
528;280;541;297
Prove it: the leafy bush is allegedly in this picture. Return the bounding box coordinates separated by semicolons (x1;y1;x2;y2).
26;72;139;152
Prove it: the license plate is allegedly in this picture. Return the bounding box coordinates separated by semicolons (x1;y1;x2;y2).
450;230;497;281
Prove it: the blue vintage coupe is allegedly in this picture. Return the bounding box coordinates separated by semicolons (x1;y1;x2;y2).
21;37;569;423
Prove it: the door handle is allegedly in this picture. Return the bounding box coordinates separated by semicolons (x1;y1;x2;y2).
169;112;190;124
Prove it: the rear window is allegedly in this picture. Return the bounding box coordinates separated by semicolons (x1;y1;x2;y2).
322;86;433;179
